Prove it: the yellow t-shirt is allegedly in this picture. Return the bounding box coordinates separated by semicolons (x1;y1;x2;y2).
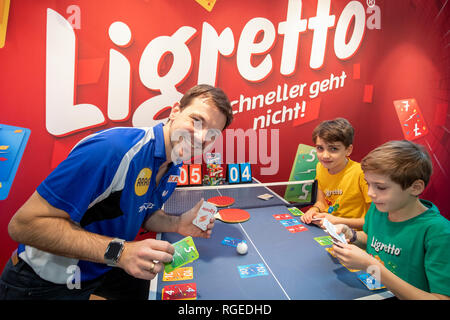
316;159;371;219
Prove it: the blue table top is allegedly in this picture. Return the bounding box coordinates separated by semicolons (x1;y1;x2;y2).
151;184;391;300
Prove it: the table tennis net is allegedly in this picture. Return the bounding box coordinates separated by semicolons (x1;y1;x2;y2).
163;180;317;215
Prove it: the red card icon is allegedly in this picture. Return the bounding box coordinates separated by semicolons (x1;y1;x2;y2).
273;213;292;220
286;225;308;233
162;283;197;300
393;99;428;141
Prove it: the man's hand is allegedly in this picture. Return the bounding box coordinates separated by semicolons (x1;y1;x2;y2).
177;199;215;238
117;239;174;280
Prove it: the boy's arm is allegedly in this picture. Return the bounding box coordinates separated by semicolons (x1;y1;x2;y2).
329;216;365;230
331;238;450;300
374;261;450;300
301;189;328;224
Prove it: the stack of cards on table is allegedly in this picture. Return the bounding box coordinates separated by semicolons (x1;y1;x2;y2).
162;283;197;300
192;201;217;231
322;218;347;245
257;193;273;200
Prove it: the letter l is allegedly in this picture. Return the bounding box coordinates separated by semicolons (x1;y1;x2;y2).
46;9;105;136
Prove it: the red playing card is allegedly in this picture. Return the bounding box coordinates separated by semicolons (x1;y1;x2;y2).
272;213;292;220
286;224;308;233
393;98;428;141
161;283;197;300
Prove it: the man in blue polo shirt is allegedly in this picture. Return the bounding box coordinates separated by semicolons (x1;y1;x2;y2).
1;84;233;300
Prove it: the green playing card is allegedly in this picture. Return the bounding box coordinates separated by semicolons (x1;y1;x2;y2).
284;144;318;203
287;207;304;216
164;236;199;273
314;236;333;246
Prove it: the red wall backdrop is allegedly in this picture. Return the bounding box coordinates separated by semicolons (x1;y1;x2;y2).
0;0;449;268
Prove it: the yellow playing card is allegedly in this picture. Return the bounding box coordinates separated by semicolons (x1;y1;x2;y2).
0;0;11;48
163;266;194;282
325;247;359;272
194;0;216;12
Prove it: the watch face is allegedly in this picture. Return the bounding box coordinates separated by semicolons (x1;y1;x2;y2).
106;242;123;260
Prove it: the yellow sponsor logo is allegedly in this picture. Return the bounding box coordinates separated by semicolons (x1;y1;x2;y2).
135;168;152;196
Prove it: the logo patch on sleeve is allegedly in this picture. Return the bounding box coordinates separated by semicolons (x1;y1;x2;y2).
135;168;152;196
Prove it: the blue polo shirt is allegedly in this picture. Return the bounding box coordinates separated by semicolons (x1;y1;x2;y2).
17;124;182;283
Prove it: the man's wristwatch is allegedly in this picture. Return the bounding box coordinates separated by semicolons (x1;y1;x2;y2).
104;238;125;266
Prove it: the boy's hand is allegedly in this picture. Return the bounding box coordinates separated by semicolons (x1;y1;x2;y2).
300;207;322;225
313;212;339;225
332;243;376;271
334;224;354;242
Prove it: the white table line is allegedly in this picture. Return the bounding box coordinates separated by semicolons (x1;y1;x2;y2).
238;222;291;300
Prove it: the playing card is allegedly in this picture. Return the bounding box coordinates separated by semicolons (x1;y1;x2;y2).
162;267;193;282
272;213;292;220
286;224;308;233
237;263;268;278
314;236;333;246
325;247;359;272
164;236;199;273
258;193;274;200
279;218;301;227
161;283;197;300
322;218;347;244
193;201;217;231
221;237;246;248
393;98;428;141
284;144;318;203
287;207;304;216
358;273;385;290
194;0;216;12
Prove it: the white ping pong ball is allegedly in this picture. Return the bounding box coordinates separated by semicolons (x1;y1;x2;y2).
236;242;248;255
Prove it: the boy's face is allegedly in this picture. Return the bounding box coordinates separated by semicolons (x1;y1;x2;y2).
315;137;352;174
166;97;227;162
364;171;416;213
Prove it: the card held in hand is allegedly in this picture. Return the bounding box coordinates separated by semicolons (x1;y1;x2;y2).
192;201;217;231
164;236;199;273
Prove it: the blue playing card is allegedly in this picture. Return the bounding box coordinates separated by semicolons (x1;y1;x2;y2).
358;273;385;290
0;124;31;200
237;263;268;278
279;219;301;227
222;237;246;248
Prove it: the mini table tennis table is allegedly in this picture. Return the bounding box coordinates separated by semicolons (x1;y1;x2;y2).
150;180;393;300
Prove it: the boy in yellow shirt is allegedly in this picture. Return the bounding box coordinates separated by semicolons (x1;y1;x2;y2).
332;140;450;299
301;118;371;229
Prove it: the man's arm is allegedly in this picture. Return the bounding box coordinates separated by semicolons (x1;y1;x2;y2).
8;191;174;280
142;199;214;239
8;191;111;264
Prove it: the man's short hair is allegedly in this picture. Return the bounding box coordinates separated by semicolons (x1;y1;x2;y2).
180;84;233;130
312;118;354;148
361;140;433;189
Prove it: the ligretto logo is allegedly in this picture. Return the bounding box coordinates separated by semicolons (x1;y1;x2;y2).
135;168;152;196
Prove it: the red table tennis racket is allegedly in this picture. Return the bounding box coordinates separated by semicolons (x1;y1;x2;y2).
207;196;235;207
215;208;250;223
